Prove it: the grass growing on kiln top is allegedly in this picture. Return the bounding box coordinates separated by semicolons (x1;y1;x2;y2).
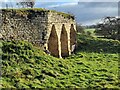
1;8;74;20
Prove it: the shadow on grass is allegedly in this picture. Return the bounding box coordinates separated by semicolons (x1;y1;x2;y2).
76;34;120;54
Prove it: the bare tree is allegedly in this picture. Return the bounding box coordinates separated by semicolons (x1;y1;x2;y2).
16;0;35;8
95;16;120;40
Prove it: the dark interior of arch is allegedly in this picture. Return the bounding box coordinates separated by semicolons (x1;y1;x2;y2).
48;25;59;57
70;24;77;52
60;24;69;57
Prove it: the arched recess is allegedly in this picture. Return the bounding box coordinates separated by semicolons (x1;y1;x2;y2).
48;25;59;57
70;24;77;52
60;24;69;57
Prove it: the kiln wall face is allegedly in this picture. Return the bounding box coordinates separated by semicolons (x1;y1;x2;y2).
46;12;77;58
1;10;48;48
1;10;77;58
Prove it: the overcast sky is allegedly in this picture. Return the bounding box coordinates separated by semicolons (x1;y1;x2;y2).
0;0;119;25
49;2;118;25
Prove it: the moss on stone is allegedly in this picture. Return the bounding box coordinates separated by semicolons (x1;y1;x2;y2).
1;8;74;20
51;10;74;20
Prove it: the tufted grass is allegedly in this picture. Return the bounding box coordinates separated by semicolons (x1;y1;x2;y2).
0;34;119;88
1;8;74;20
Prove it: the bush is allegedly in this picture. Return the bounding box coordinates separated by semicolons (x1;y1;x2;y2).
1;39;119;88
76;33;120;53
86;31;92;36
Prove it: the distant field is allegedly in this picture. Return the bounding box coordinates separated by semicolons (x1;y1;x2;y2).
84;28;96;36
84;28;104;38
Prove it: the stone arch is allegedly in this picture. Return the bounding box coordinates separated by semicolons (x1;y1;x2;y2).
60;24;69;57
70;24;77;52
48;25;59;57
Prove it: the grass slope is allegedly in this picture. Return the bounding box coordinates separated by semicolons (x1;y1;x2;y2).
0;34;120;89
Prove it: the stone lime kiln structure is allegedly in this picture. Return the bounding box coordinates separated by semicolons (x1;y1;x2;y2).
0;9;77;58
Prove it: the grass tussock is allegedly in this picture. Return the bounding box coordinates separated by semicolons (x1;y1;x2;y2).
0;34;119;89
1;8;74;20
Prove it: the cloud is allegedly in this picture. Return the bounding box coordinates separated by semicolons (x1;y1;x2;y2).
82;18;102;25
36;0;79;3
0;0;118;25
46;2;78;8
78;0;119;2
48;2;118;25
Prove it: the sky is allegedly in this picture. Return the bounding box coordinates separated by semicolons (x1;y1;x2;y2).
0;0;119;25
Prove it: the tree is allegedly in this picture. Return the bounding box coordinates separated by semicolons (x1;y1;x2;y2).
86;31;91;36
16;0;35;8
95;17;120;40
76;24;85;34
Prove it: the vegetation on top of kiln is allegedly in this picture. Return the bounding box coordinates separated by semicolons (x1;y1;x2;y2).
1;8;74;20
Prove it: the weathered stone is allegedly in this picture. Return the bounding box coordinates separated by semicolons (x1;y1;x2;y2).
0;9;77;58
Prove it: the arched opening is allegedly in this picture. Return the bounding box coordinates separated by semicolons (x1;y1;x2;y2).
60;24;69;57
48;25;59;57
70;24;77;53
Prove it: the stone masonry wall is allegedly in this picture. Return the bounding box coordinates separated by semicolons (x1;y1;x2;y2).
1;9;49;48
0;9;77;58
46;12;76;57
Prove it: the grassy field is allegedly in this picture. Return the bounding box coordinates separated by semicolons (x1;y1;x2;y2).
84;28;105;38
0;34;120;89
84;28;96;36
84;28;95;34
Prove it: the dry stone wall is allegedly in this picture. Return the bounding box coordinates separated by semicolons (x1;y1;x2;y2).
0;9;77;58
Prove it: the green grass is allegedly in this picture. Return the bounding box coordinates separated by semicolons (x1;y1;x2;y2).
1;8;74;20
84;28;104;38
84;28;95;36
1;34;119;89
77;33;120;53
